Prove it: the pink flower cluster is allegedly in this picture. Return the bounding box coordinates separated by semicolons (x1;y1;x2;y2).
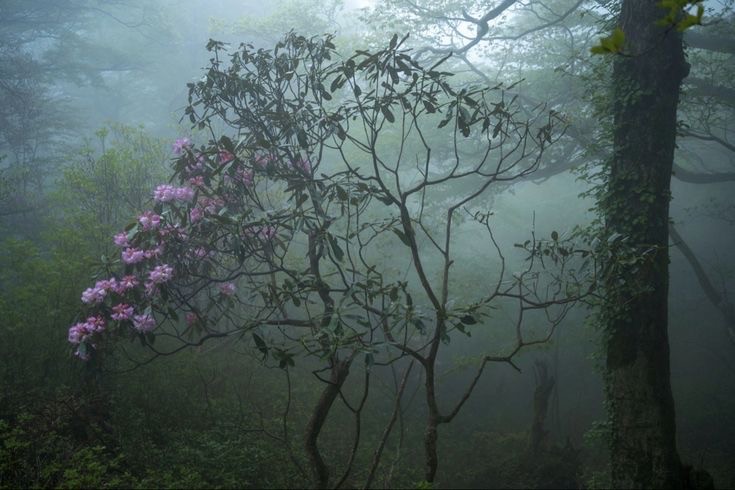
153;184;195;203
81;278;128;304
236;168;254;187
253;153;276;168
219;282;237;296
111;303;134;321
114;232;129;247
68;316;106;344
172;137;192;155
292;157;311;174
133;314;156;333
148;264;174;284
219;150;235;164
122;248;146;264
139;211;162;230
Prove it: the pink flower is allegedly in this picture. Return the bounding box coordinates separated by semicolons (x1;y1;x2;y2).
292;157;311;174
253;153;275;168
148;264;174;284
144;281;158;297
138;211;161;230
190;207;203;223
68;322;88;344
172;137;192;155
133;314;156;333
258;225;277;241
86;315;106;332
189;176;205;187
186;312;198;326
185;155;205;176
153;184;176;202
218;150;235;164
236;168;254;187
199;196;225;215
68;316;106;344
111;303;134;321
113;232;129;248
193;247;209;258
122;248;146;264
154;184;195;203
174;187;195;201
114;275;139;293
81;285;106;304
219;282;237;296
95;278;117;291
144;246;164;259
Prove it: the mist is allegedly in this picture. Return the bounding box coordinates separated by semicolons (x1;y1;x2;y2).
1;1;733;488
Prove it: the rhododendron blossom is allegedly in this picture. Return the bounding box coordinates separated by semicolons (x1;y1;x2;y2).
96;278;118;291
292;157;311;174
138;211;162;230
111;303;135;321
148;264;174;284
122;248;146;264
133;314;156;333
253;153;275;168
144;246;164;259
189;207;203;223
218;150;235;164
113;232;129;247
153;184;194;203
114;275;139;293
189;175;205;187
68;316;106;344
81;285;106;304
172;137;192;155
219;282;236;296
199;196;224;215
236;168;254;187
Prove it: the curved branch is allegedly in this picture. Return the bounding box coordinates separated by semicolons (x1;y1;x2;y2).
670;223;735;345
672;163;735;184
684;30;735;55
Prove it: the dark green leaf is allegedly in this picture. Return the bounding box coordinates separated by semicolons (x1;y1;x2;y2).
381;105;395;123
460;314;477;325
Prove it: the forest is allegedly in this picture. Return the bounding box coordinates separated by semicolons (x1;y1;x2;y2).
1;0;733;488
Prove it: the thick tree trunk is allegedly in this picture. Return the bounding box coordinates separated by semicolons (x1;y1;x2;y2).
604;1;689;488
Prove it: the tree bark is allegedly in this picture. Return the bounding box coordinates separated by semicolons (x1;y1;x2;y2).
305;358;351;488
604;1;689;488
530;360;555;455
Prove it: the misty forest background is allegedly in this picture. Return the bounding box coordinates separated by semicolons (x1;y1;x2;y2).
1;0;734;488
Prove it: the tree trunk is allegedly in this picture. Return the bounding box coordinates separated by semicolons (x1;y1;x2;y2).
604;1;689;488
423;363;440;483
530;360;555;455
305;358;351;488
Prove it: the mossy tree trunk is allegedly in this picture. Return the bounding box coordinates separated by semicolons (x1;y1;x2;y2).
604;1;689;488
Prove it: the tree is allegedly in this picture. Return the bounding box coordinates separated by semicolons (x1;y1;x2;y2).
595;1;707;488
67;33;586;487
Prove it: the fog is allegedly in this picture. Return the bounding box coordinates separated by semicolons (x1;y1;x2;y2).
1;1;733;488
